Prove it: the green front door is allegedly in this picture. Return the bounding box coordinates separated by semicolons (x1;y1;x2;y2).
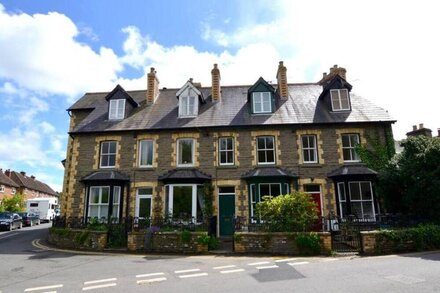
219;194;235;236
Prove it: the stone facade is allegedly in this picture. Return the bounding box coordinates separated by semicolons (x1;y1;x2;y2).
63;122;392;227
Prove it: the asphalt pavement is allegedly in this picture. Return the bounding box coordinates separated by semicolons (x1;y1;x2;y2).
1;224;440;292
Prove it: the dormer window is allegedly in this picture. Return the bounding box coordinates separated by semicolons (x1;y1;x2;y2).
179;96;197;117
253;92;272;113
330;89;350;111
109;99;126;120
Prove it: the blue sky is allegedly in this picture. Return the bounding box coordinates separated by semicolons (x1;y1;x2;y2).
0;0;439;192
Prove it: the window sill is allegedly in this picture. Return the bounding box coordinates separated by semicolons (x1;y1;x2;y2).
134;167;155;171
299;163;325;168
217;165;238;169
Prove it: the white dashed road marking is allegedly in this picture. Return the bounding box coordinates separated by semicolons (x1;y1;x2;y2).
288;261;309;266
275;258;298;263
83;278;117;285
82;283;117;291
220;269;245;274
24;284;63;292
248;261;270;266
213;265;236;270
136;272;165;278
256;265;279;270
178;273;208;279
175;268;200;274
82;278;117;291
137;277;167;285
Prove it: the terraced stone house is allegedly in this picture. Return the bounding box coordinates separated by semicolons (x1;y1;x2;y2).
62;62;395;236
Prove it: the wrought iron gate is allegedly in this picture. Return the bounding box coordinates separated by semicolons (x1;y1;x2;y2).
329;216;361;252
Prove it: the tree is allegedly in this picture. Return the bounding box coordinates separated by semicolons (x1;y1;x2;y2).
255;191;318;232
362;135;440;222
1;193;26;212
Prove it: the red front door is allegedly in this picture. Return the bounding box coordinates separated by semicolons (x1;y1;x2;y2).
310;192;323;231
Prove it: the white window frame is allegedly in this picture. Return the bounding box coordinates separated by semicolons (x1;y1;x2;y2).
177;138;195;167
166;184;200;220
302;135;318;163
252;92;272;113
135;188;153;218
100;141;117;168
138;139;154;168
337;182;347;218
109;99;126;120
348;181;376;219
112;186;121;219
330;89;350;111
179;95;198;117
0;185;4;193
341;133;361;162
219;137;234;166
88;186;110;219
256;136;276;165
250;183;282;218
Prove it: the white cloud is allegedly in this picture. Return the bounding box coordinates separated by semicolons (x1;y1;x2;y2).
0;4;122;98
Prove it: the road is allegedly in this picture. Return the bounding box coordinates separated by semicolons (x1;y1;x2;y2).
1;225;440;292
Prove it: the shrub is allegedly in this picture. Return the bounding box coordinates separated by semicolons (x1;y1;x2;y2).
295;233;321;255
255;191;318;232
181;230;191;242
1;193;25;212
376;224;440;253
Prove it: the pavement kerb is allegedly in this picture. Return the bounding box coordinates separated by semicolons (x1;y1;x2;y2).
33;238;440;261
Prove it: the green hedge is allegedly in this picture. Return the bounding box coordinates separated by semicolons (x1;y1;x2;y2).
376;224;440;253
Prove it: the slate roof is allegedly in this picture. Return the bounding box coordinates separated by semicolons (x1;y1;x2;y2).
9;171;57;195
0;170;19;188
241;167;298;179
68;82;395;134
158;169;211;183
327;164;378;178
81;171;130;182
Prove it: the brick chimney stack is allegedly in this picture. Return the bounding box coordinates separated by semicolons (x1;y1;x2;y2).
276;61;289;100
147;67;160;104
211;64;221;102
407;123;433;137
4;169;10;177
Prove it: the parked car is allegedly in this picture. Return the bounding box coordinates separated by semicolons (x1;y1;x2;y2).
0;212;22;231
17;212;40;227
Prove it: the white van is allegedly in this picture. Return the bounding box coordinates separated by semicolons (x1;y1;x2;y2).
26;197;58;222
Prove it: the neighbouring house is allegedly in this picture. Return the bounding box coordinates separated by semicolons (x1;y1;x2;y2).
2;170;57;200
61;62;395;237
0;169;20;203
406;123;434;138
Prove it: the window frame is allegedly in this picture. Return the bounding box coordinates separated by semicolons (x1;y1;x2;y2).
138;139;154;168
252;92;272;114
341;133;361;162
88;186;110;219
218;137;235;166
100;141;117;168
302;135;318;163
11;188;16;195
0;185;4;193
135;188;153;219
256;136;276;165
348;181;375;219
109;99;126;120
179;95;198;118
330;89;350;111
177;138;195;167
165;184;202;221
250;183;283;218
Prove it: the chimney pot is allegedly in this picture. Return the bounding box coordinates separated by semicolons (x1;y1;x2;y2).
20;171;26;176
437;128;440;137
31;175;35;180
189;78;193;83
419;123;424;129
211;63;221;102
413;125;417;131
